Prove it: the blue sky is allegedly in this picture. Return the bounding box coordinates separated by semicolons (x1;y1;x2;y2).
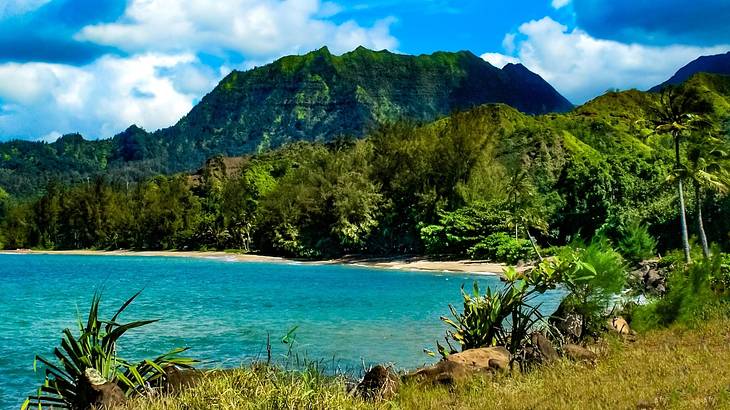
0;0;728;141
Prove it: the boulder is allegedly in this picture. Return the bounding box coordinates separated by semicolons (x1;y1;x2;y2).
163;366;206;392
405;347;511;385
608;317;631;335
81;368;126;409
549;300;583;341
354;365;400;401
563;344;597;364
530;332;560;363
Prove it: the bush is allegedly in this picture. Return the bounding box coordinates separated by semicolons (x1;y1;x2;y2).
632;254;729;332
617;220;657;263
24;292;196;410
468;232;535;264
553;237;626;338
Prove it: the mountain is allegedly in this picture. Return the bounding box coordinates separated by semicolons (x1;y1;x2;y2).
651;51;730;91
0;47;577;197
139;47;572;170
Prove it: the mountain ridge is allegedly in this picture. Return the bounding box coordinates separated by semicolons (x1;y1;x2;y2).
651;51;730;92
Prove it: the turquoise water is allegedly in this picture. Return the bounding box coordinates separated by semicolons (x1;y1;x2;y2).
0;254;562;408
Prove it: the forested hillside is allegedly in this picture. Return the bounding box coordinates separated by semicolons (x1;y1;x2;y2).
2;73;728;258
0;47;572;197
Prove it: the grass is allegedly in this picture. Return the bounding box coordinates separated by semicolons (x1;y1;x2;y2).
119;319;730;410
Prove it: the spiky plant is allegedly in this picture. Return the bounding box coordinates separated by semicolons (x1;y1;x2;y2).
23;291;197;409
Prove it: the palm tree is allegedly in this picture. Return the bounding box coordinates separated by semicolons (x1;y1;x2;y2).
652;86;714;262
505;168;546;261
685;137;729;257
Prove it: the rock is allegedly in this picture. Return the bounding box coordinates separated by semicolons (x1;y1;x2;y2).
608;317;631;335
549;300;583;341
563;344;597;364
405;347;511;385
445;346;511;371
163;366;205;392
354;365;400;401
530;332;560;363
81;368;126;409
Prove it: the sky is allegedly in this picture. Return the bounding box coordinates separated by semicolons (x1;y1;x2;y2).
0;0;728;141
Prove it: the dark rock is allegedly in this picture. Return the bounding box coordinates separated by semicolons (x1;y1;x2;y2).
163;365;205;392
549;299;583;342
354;365;400;401
530;332;560;363
563;344;597;364
81;368;126;409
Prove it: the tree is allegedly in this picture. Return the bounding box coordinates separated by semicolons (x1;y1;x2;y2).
684;136;729;257
652;85;714;262
505;168;547;261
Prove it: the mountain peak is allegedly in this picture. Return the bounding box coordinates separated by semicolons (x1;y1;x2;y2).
651;50;730;91
130;47;573;171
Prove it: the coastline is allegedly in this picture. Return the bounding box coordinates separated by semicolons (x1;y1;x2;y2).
2;249;510;276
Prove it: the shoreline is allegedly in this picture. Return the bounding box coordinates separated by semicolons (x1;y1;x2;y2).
2;249;510;276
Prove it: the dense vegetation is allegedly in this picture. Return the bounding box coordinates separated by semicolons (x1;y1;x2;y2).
0;47;572;197
2;73;729;262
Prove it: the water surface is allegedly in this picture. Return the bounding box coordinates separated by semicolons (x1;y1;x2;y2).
0;254;562;408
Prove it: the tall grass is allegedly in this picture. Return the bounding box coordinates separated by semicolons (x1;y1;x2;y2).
120;317;730;409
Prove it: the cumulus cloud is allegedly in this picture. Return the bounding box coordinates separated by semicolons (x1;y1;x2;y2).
481;53;519;68
551;0;571;10
0;53;218;139
76;0;398;59
0;0;399;140
483;17;730;103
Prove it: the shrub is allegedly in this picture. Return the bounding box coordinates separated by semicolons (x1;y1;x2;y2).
632;254;729;332
553;237;626;338
468;232;535;264
437;256;592;363
24;292;196;410
617;220;657;263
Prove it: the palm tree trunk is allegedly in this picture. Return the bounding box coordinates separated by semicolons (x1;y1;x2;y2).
525;227;543;262
678;179;691;263
696;184;710;258
675;131;691;263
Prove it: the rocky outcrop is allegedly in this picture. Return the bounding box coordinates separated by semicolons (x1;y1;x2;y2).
405;347;511;385
629;260;667;295
354;365;400;401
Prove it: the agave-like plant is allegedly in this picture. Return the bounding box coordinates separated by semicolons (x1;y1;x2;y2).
23;291;197;409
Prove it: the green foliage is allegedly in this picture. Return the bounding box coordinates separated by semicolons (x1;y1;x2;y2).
632;254;728;331
438;255;593;359
467;232;535;264
25;291;196;409
552;238;626;338
419;203;509;256
3;74;730;258
617;220;657;263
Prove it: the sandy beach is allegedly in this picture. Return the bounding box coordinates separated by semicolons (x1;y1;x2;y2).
4;249;510;275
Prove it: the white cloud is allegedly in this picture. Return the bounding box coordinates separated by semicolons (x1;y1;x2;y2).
76;0;398;59
0;53;218;139
481;52;520;68
551;0;571;9
0;0;50;19
482;17;730;103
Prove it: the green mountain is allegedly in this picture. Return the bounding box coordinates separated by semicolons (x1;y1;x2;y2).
0;47;574;197
137;47;573;169
651;51;730;91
